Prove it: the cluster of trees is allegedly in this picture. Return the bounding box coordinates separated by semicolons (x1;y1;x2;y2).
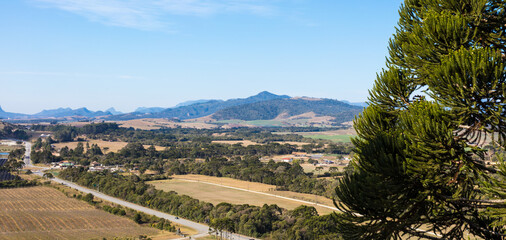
0;178;38;188
30;122;348;147
52;140;342;198
335;0;506;239
31;123;120;142
59;168;341;239
31;137;59;164
164;156;340;198
1;148;25;173
0;122;28;140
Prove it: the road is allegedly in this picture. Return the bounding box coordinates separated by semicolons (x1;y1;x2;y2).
25;142;256;240
47;177;256;240
22;140;439;239
24;141;31;166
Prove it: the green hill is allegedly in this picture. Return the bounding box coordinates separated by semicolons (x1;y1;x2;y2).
211;98;363;124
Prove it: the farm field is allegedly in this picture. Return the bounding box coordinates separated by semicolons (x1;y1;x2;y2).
214;119;335;128
303;134;353;142
212;140;309;147
0;186;159;240
300;163;347;174
149;175;337;215
215;119;285;127
211;140;261;146
52;140;165;153
275;128;357;143
113;118;217;130
0;144;24;153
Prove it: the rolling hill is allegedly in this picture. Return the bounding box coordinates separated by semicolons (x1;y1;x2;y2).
0;106;28;119
33;107;111;118
106;91;290;121
211;97;363;124
1;92;364;125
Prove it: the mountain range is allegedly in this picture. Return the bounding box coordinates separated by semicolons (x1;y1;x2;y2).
107;91;291;121
0;91;365;124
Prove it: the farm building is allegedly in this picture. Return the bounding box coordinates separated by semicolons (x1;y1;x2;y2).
51;160;75;168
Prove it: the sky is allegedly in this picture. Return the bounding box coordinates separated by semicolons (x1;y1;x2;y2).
0;0;403;114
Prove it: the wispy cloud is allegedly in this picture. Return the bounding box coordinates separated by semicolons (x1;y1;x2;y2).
0;71;143;80
30;0;276;31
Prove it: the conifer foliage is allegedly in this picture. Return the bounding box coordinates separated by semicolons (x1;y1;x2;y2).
334;0;506;239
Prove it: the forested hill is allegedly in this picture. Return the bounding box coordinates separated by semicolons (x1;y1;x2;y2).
33;107;111;118
211;98;363;123
106;91;290;121
0;106;28;119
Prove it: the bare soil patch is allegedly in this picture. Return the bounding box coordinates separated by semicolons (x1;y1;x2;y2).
0;186;158;239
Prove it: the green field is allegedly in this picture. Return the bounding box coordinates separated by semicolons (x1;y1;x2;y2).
215;119;285;127
302;134;354;143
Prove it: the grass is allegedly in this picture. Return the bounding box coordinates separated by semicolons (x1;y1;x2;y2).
112;118;217;130
215;119;285;127
0;145;24;153
149;175;337;215
212;140;260;146
52;139;165;153
0;186;159;239
300;163;346;174
301;134;354;143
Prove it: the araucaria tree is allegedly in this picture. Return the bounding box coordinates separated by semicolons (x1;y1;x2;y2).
334;0;506;239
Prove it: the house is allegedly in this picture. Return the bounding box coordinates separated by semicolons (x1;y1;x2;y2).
59;161;74;168
282;157;293;163
324;160;335;164
291;152;307;157
90;161;101;167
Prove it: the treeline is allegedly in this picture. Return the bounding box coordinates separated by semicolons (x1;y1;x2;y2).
0;122;28;140
59;168;341;239
165;156;341;198
0;178;38;188
29;122;350;147
31;123;120;142
41;140;344;197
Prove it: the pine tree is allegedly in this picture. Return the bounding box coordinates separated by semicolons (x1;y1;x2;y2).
334;0;506;239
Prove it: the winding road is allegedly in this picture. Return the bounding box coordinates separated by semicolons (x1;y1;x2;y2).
24;141;256;240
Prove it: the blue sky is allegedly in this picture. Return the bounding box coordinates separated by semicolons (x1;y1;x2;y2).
0;0;403;114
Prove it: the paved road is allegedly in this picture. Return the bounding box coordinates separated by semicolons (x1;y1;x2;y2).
47;177;256;240
24;141;31;166
25;140;256;240
24;140;435;239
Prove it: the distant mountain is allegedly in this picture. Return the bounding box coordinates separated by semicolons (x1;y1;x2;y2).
134;107;166;114
340;100;368;108
212;98;363;124
33;107;111;118
106;108;123;115
174;99;214;108
0;92;364;123
107;91;290;121
0;106;29;119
